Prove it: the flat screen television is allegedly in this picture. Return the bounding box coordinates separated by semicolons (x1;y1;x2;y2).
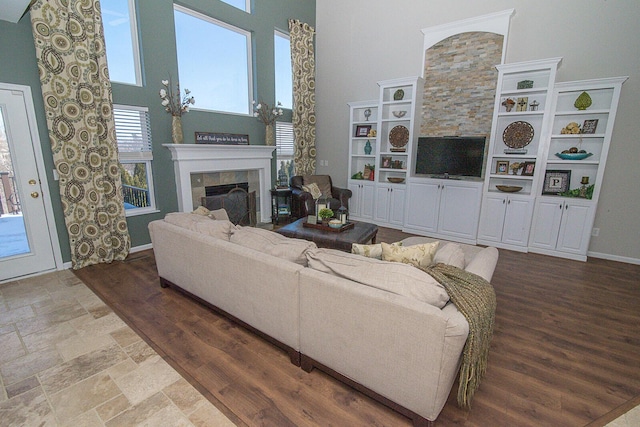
414;136;486;178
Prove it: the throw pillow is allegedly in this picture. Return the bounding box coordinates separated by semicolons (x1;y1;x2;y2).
433;243;466;269
351;242;402;259
301;182;322;200
230;227;317;266
208;208;230;221
303;175;332;199
164;212;234;241
306;248;449;308
381;241;440;268
192;206;210;216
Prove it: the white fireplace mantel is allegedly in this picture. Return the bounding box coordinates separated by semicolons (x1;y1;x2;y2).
164;144;276;221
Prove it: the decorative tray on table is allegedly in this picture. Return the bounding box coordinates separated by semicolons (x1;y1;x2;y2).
303;221;354;232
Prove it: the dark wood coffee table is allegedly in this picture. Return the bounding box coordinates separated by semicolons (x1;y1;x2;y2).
275;218;378;252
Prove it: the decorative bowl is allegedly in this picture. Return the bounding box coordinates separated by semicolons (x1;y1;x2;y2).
387;177;405;184
555;152;593;160
496;185;523;193
392;110;407;118
328;219;342;229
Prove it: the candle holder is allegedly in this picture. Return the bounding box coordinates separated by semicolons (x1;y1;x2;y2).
579;176;589;198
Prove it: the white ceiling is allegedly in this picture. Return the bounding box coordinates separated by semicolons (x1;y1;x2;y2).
0;0;31;23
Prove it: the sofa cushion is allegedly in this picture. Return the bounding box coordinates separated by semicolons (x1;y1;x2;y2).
230;226;316;266
465;246;499;282
304;175;332;197
306;248;449;308
433;243;466;270
351;242;402;260
164;212;235;241
381;241;439;268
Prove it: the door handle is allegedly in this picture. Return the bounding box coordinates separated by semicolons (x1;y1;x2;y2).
29;179;37;185
31;192;39;198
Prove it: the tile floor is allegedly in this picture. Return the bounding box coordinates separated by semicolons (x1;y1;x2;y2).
605;405;640;427
0;270;235;426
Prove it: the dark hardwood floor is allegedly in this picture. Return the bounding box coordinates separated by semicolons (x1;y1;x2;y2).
73;226;640;426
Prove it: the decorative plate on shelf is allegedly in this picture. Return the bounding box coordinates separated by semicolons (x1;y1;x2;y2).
389;125;409;151
503;121;534;149
555;152;593;160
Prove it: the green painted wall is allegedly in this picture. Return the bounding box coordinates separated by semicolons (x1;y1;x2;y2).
0;0;315;263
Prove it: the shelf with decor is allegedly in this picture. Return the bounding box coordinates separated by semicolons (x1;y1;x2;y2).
528;76;627;261
375;77;423;190
348;100;378;184
478;57;562;252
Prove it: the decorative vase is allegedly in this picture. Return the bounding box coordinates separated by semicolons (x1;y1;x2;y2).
265;123;275;146
574;91;592;110
364;140;372;155
171;115;183;144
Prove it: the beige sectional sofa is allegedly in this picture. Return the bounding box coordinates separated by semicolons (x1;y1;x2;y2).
148;213;498;425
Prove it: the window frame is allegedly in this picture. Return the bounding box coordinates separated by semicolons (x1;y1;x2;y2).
220;0;251;13
102;0;143;86
274;29;293;110
173;4;254;115
113;104;157;216
276;120;295;164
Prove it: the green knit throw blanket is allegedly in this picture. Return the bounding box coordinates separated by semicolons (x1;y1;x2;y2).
420;263;496;409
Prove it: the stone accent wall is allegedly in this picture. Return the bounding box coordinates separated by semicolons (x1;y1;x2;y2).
421;32;503;138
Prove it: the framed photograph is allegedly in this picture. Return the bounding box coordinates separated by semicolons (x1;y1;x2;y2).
381;156;392;168
355;125;372;137
521;161;536;176
516;97;529;112
543;170;572;195
582;119;599;134
496;160;509;175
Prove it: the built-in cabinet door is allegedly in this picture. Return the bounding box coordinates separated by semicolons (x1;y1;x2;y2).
388;186;406;226
556;201;593;254
360;182;375;219
501;197;534;246
529;198;565;250
477;194;508;243
348;182;362;218
405;180;441;232
373;185;392;223
348;181;375;220
437;183;482;240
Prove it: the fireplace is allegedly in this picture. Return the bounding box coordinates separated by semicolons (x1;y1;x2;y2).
164;144;276;223
201;182;256;226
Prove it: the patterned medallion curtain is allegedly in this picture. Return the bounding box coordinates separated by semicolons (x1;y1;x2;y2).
30;0;130;269
288;19;316;176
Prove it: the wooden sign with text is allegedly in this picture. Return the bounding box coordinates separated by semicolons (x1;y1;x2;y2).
195;132;249;145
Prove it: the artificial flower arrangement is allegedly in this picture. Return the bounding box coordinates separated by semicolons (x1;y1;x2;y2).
159;78;195;116
253;100;283;125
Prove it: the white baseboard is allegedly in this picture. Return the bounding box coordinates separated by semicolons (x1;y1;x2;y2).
60;243;153;271
587;251;640;265
131;243;153;253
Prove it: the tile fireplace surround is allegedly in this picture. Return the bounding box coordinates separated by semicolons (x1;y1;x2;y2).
164;144;276;223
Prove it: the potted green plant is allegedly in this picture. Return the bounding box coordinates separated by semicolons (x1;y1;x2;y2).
317;208;334;225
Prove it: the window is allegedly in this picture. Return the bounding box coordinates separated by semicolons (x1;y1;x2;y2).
174;5;252;114
220;0;250;12
113;105;156;215
102;0;141;85
276;121;295;174
275;31;293;109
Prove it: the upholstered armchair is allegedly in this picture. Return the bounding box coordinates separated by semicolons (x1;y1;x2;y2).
290;175;352;219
